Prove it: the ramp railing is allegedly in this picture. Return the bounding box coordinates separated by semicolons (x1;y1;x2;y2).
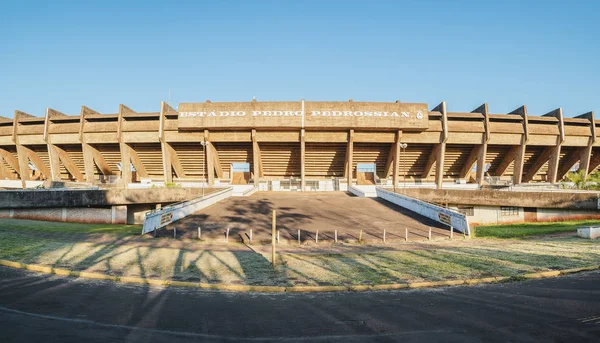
142;187;233;235
376;187;470;235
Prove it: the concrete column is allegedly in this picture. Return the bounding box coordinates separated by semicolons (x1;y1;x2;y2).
392;130;401;190
45;108;67;182
472;103;490;186
159;101;173;183
205;130;214;186
300;129;305;191
346;129;354;187
543;108;564;184
509;105;529;185
435;143;446;188
431;101;448;189
120;143;131;185
577;111;596;176
13;110;35;188
513;145;526;184
252;129;260;184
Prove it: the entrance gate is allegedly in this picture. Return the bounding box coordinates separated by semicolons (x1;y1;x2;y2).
231;162;250;185
356;163;376;185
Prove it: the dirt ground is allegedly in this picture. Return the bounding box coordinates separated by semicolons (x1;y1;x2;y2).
163;192;451;243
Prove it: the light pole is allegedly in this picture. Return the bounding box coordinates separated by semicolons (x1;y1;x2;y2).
399;143;408;192
200;141;208;197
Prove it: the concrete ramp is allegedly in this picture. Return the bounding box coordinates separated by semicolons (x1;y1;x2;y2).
142;187;233;234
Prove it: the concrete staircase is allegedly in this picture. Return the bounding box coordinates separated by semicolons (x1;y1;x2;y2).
231;185;258;197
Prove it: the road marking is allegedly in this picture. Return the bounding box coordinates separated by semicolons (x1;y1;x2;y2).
578;315;600;323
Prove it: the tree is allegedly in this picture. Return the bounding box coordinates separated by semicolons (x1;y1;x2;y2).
563;170;600;190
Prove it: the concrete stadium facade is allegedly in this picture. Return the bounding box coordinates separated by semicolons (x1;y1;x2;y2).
0;99;598;190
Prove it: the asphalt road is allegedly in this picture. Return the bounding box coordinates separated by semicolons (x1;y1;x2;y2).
1;267;599;342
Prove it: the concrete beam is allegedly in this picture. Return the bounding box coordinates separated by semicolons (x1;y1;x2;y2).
588;152;600;174
459;145;481;179
0;148;20;175
166;143;186;179
492;146;518;177
556;149;582;181
421;144;440;179
90;145;112;176
53;145;85;182
126;144;149;179
522;146;554;183
211;143;223;179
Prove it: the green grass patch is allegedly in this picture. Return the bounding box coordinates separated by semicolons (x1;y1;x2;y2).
0;218;141;236
474;219;600;239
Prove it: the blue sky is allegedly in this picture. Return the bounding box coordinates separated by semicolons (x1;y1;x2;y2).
0;0;598;118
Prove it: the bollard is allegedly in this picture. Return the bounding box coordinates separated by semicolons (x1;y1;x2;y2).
316;230;319;244
359;229;363;243
174;227;177;239
463;229;466;240
154;227;157;238
450;226;453;240
277;230;280;244
383;229;386;243
198;226;201;240
428;228;432;241
298;229;301;244
272;210;276;266
335;230;338;243
226;227;229;243
405;228;408;242
249;229;253;243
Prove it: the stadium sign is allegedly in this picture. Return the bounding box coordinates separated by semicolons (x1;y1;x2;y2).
177;100;429;129
179;110;424;119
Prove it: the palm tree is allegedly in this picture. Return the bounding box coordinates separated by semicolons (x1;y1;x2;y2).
563;170;600;190
564;170;587;189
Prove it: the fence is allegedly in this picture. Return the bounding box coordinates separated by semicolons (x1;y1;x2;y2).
141;187;233;235
376;187;470;235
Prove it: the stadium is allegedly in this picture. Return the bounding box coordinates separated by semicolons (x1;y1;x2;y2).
0;99;599;230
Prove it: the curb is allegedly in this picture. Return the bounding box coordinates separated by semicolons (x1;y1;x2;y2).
0;259;598;293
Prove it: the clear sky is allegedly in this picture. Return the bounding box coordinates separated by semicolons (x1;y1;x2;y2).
1;0;598;118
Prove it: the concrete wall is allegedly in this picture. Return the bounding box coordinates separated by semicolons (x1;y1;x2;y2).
451;205;600;225
0;187;216;208
0;205;127;224
127;204;157;225
404;188;600;210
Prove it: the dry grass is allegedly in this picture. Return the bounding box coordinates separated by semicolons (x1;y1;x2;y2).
0;227;598;286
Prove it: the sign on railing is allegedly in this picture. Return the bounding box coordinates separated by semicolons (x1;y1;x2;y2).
142;187;233;235
376;187;470;235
